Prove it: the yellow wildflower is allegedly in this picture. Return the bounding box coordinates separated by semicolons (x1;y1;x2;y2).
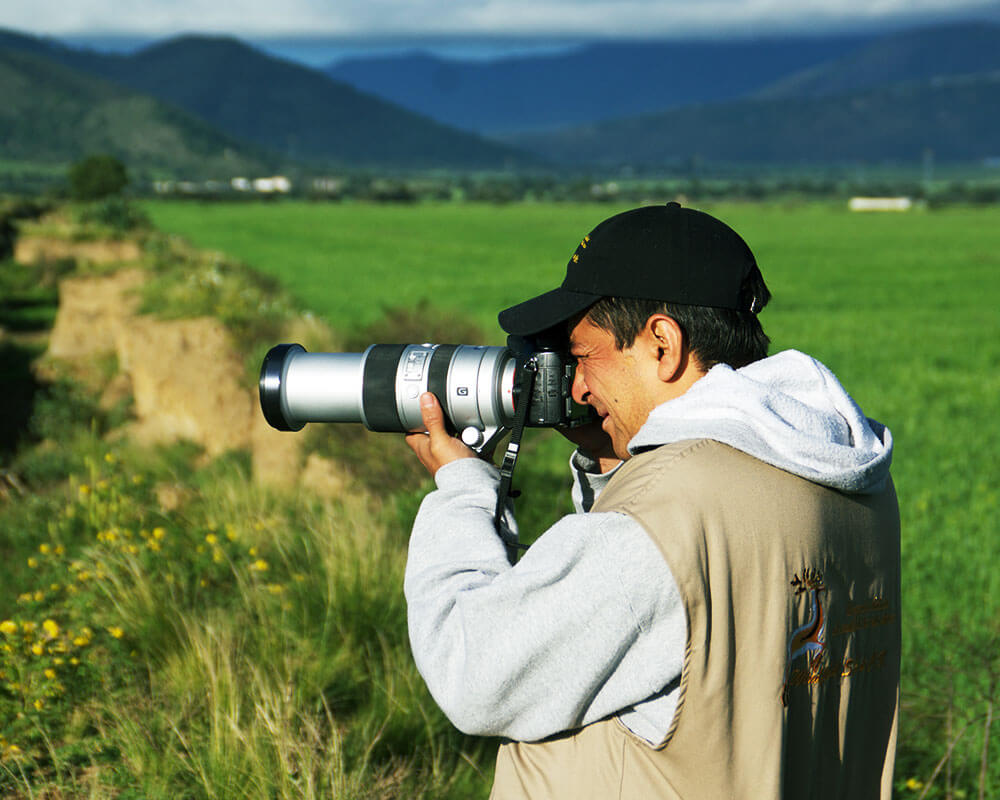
248;546;258;557
205;533;218;545
69;657;79;666
212;548;224;564
33;591;44;603
42;619;59;639
77;571;91;582
38;543;51;555
27;557;38;568
49;583;60;592
104;452;116;464
905;778;924;791
78;484;90;497
73;636;89;648
54;545;65;555
148;540;161;552
266;583;284;595
152;527;166;540
31;643;44;656
107;626;124;639
21;622;35;634
44;668;56;680
250;559;269;572
0;621;17;636
33;699;43;711
225;524;237;540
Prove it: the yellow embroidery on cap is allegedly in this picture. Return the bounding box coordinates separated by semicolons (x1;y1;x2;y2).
572;254;579;263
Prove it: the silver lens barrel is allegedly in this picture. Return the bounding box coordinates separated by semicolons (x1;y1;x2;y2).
259;343;516;435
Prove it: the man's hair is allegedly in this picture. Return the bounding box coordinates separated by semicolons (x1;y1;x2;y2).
585;265;771;369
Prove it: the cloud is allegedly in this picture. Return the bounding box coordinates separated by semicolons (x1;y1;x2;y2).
3;0;998;36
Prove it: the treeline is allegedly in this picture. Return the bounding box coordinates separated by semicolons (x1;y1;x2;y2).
5;156;1000;207
142;172;1000;207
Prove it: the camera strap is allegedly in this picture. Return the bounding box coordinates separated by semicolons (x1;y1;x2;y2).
493;356;536;564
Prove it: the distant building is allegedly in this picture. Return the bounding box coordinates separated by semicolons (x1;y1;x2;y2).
848;197;913;212
253;176;292;193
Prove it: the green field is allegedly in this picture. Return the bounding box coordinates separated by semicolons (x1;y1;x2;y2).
2;199;998;797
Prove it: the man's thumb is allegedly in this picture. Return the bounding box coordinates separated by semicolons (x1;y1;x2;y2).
420;392;446;434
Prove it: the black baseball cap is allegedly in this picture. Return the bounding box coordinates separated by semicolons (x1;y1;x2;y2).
498;202;760;336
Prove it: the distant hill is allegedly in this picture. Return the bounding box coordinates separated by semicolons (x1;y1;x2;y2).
501;72;1000;166
0;45;270;175
0;29;532;170
754;22;1000;98
326;35;874;134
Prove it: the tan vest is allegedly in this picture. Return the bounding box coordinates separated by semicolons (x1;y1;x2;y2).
493;440;900;800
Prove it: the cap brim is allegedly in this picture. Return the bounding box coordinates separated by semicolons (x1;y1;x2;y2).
498;287;599;336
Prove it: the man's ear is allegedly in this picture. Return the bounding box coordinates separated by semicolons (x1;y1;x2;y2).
647;315;686;382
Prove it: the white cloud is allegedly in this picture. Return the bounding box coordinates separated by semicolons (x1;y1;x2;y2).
2;0;997;36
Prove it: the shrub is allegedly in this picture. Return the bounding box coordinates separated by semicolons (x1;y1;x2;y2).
67;155;129;202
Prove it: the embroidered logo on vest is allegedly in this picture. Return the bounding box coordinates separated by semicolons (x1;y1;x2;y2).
781;569;827;706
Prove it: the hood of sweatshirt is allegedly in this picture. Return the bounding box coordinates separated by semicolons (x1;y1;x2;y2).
628;350;893;494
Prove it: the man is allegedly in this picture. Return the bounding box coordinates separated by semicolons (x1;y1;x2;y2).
404;202;900;799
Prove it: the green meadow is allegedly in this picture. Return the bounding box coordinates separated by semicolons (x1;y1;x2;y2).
1;198;997;797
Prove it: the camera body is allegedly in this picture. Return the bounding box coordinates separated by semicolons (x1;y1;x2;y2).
259;336;594;450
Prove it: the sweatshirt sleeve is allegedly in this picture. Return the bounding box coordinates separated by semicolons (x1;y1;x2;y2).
404;457;686;742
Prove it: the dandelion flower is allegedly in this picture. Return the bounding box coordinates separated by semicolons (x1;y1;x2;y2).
250;559;269;572
72;636;89;648
205;533;218;545
42;619;59;639
38;543;51;555
905;778;924;791
33;699;44;711
0;621;17;636
107;626;124;639
27;557;38;568
31;643;44;656
44;668;56;680
78;484;90;497
152;528;166;540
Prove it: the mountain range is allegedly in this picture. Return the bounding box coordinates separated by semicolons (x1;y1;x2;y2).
2;22;1000;174
0;30;530;173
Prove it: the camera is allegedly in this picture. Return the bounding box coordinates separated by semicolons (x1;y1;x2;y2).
258;336;595;450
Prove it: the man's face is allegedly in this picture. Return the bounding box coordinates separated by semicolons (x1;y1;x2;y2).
567;315;663;461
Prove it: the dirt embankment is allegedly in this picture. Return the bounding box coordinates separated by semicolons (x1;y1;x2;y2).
16;237;142;267
40;262;324;492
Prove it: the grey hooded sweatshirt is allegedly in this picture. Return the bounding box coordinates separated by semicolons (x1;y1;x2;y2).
404;350;893;745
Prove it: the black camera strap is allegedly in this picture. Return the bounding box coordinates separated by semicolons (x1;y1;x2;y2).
493;356;536;564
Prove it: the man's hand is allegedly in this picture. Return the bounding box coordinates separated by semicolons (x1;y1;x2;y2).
405;392;477;477
556;420;622;474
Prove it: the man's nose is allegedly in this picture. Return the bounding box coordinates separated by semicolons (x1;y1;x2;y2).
571;367;589;405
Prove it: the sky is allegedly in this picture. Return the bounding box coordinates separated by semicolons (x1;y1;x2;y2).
5;0;1000;64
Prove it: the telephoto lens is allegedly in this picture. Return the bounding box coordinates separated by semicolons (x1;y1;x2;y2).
259;343;517;449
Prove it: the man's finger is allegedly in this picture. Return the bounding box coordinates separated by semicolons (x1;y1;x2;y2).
419;392;447;436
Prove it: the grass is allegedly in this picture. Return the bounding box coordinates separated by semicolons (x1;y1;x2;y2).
2;198;998;797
